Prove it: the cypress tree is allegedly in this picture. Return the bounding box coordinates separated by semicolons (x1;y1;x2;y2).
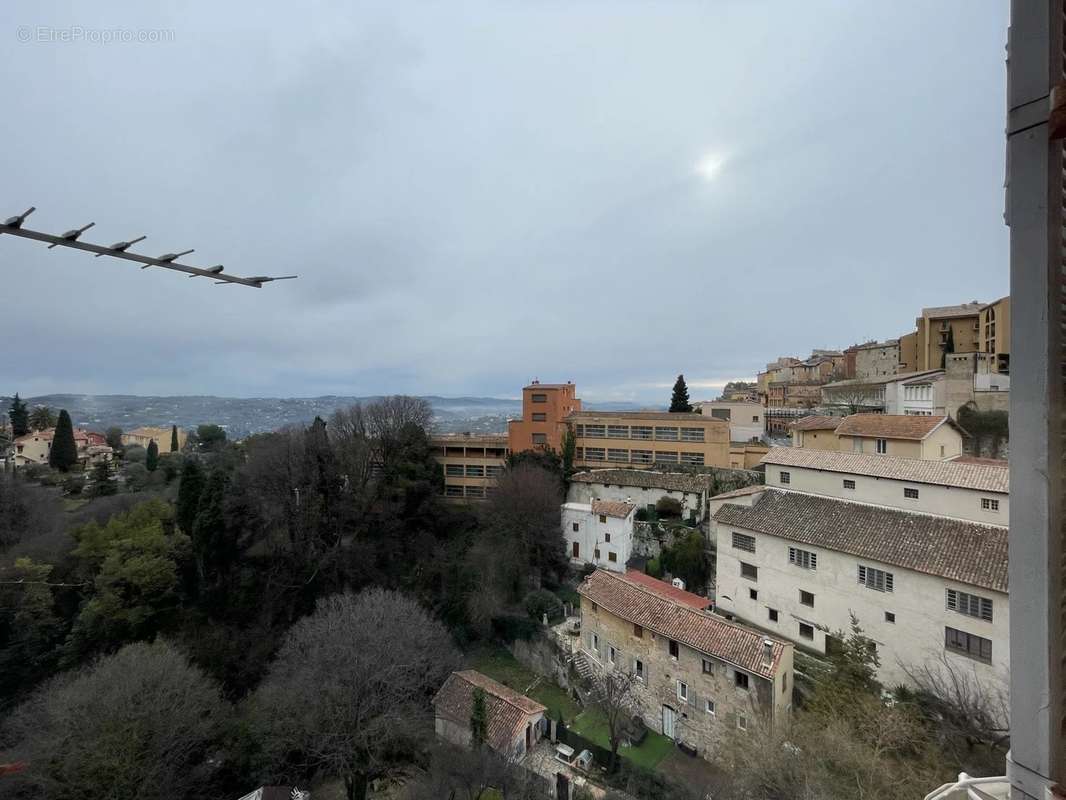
170;425;179;453
8;394;29;437
146;440;159;472
49;410;78;472
669;374;692;413
176;460;206;535
90;460;117;497
941;327;956;369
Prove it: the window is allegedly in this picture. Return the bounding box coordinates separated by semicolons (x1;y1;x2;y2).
445;485;464;497
779;471;791;485
668;639;679;660
736;712;748;731
486;465;503;477
531;393;547;403
635;659;644;680
732;532;756;553
607;425;629;438
607;448;629;463
630;449;653;464
768;608;779;622
598;514;607;523
532;412;547;422
904;487;919;499
531;433;548;445
788;546;817;570
799;590;815;607
594;549;601;559
677;680;688;702
705;698;716;715
749;588;758;601
885;611;896;623
445;464;464;476
740;562;758;581
608;552;618;563
584;425;606;438
572;522;579;532
945;627;992;663
654;426;679;441
734;671;749;690
653;451;679;464
465;486;485;498
633;624;643;638
946;589;994;622
572;541;580;558
843;479;856;490
465;465;484;477
858;565;894;592
585;447;605;461
981;498;1000;512
608;645;617;664
680;427;705;442
799;622;814;640
680;452;705;466
591;633;599;652
604;532;611;543
876;438;888;454
752;415;759;422
702;658;714;675
631;425;653;440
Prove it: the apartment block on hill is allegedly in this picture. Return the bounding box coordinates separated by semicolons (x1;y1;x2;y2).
898;301;1011;375
507;381;581;453
577;569;792;759
711;453;1008;700
567;411;730;470
430;433;508;501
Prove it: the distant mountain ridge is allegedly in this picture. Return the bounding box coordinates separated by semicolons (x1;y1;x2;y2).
0;393;652;439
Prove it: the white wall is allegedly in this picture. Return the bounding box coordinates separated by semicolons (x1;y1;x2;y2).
763;463;1008;525
567;481;703;520
713;522;1009;702
562;503;634;571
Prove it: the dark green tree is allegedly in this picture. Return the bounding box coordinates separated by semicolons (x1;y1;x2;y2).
49;410;78;472
196;424;227;451
561;427;576;480
28;406;56;431
170;425;180;453
89;460;117;497
669;374;692;412
176;459;206;535
8;393;29;437
191;469;233;590
941;327;956;368
105;426;124;451
660;530;710;592
470;687;488;747
146;439;159;472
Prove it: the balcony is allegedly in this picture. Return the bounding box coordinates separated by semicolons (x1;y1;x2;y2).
923;773;1007;800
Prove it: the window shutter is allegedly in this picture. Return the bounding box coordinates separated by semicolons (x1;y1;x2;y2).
885;572;894;592
857;565;866;584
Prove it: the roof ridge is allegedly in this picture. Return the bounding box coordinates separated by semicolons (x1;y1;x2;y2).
453;670;544;714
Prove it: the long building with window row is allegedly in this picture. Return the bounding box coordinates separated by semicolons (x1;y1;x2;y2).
567;411;730;470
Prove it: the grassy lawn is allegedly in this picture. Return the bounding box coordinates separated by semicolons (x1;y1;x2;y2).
469;645;581;723
569;709;675;770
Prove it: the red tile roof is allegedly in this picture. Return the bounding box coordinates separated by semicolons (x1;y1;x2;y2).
624;569;711;609
432;670;545;752
591;499;636;519
579;570;787;679
789;415;841;432
834;414;961;441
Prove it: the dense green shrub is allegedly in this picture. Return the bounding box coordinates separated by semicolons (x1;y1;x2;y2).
524;588;564;622
646;558;662;578
491;613;539;642
655;496;682;518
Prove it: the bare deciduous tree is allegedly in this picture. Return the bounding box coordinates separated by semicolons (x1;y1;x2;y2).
1;640;229;800
247;589;461;800
401;742;546;800
585;668;642;772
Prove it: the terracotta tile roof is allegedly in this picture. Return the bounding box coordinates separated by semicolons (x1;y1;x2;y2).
950;455;1008;467
789;415;841;432
760;447;1008;493
433;670;545;752
578;570;788;679
568;411;714;423
714;489;1008;592
591;499;636;518
708;485;766;501
623;569;711;609
570;468;709;494
431;433;509;446
834;414;959;441
822;370;943;390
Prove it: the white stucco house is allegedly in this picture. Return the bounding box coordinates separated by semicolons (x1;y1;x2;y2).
710;449;1009;709
562;498;636;572
567;468;710;524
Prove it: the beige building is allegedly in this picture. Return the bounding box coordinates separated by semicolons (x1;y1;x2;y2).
568;411;730;470
578;569;792;759
696;400;764;443
897;302;986;373
430;433;509;501
728;442;769;470
978;296;1010;374
788;416;841;450
433;670;546;758
13;428;112;468
834;414;965;460
121;426;186;454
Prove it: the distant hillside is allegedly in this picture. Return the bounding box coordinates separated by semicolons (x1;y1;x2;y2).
0;394;652;439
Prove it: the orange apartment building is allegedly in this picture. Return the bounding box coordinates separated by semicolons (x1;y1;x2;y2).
506;380;581;452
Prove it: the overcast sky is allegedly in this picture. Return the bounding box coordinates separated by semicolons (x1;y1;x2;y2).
0;1;1009;403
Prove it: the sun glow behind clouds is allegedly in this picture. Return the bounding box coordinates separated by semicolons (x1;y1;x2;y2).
695;152;725;181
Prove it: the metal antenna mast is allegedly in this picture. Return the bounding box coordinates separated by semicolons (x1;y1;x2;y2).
1;206;298;288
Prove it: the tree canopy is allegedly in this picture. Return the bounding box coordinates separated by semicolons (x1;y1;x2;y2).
28;406;56;431
48;410;78;472
669;374;692;412
8;393;29;437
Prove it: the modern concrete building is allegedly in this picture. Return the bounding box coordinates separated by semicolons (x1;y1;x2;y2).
507;381;581;454
567;411;730;470
695;400;764;443
562;499;637;571
577;569;792;759
897;302;986;373
430;433;509;501
978;296;1010;375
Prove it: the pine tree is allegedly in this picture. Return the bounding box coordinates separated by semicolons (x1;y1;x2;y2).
49;410;78;472
176;460;206;535
470;687;488;747
170;425;179;453
89;460;117;497
146;440;159;472
669;374;692;413
8;394;29;437
192;469;232;591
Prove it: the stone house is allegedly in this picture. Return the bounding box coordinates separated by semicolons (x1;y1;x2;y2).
577;570;792;760
567;468;711;524
433;670;547;759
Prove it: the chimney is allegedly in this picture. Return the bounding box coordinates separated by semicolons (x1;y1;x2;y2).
763;638;774;664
